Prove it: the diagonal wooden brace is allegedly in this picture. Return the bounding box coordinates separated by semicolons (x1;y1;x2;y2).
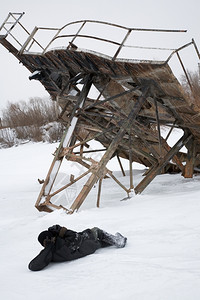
135;133;193;194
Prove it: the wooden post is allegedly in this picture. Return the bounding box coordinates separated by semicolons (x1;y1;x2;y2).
97;178;103;207
129;133;134;190
183;138;196;178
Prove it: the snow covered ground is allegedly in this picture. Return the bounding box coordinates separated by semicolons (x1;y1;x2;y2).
1;141;200;300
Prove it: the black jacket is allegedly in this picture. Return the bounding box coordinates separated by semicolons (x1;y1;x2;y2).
28;227;101;271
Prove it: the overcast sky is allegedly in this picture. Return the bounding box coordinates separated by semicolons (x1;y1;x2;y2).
0;0;200;110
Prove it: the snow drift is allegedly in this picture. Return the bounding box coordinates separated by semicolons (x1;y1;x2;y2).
0;141;200;300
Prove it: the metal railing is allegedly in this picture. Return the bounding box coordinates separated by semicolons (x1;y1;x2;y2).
1;13;195;65
18;19;187;60
0;12;26;48
0;12;44;51
18;18;200;93
1;12;200;92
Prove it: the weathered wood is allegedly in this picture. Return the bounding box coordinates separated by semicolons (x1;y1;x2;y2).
73;148;106;155
132;123;160;160
84;86;139;111
135;133;193;194
69;172;98;212
165;120;177;142
162;141;184;173
48;169;90;198
70;85;150;212
97;178;103;208
129;133;134;190
154;99;162;157
107;170;129;194
35;75;93;211
182;138;196;178
2;17;200;213
117;154;126;176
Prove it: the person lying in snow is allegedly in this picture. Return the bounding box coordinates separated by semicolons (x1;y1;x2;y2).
28;225;127;271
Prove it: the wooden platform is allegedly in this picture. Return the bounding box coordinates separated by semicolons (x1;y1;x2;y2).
1;15;200;213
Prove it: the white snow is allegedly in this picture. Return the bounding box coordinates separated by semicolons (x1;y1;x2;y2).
1;141;200;300
31;70;41;76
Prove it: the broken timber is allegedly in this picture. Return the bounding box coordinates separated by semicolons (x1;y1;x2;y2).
1;13;200;213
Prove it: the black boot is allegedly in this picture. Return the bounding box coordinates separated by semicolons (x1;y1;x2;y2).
101;231;127;248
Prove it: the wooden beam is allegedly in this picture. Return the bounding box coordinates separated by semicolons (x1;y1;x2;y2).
84;86;139;111
162;141;184;173
48;169;90;198
132;123;160;160
107;170;130;194
154;98;162;157
165;120;177;142
69;85;151;212
97;178;103;207
117;154;126;176
182;138;196;178
129;133;134;190
135;133;193;194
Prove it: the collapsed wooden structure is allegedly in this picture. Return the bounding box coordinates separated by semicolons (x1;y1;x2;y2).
1;13;200;213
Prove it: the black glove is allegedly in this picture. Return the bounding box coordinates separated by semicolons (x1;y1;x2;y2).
48;224;62;236
43;236;56;248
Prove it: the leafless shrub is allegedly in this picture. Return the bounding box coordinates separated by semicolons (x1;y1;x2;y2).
28;125;43;142
14;125;43;142
181;70;200;110
0;97;63;147
42;122;64;143
0;128;16;148
2;97;59;128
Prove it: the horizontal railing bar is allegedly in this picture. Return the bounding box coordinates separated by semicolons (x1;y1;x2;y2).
19;19;187;55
